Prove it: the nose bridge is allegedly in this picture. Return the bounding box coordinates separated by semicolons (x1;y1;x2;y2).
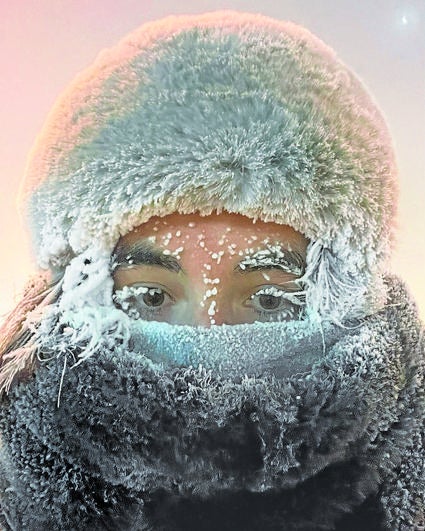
192;298;219;327
191;282;228;327
194;306;227;327
185;243;233;327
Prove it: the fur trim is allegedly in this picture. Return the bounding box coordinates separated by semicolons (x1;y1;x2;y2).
19;10;398;321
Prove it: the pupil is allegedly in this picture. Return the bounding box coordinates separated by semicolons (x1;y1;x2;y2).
259;294;281;310
143;289;165;307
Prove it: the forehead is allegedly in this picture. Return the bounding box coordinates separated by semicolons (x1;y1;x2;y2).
118;212;308;251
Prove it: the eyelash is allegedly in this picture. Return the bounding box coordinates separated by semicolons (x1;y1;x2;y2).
114;283;305;321
248;285;302;321
113;284;174;318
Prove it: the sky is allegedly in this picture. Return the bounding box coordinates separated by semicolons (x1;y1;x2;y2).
1;0;424;321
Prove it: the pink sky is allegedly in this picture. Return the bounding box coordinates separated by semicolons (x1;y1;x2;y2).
1;1;424;321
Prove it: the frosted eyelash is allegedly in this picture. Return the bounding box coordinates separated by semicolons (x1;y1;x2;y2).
250;286;306;306
250;286;285;299
250;285;307;321
113;285;167;319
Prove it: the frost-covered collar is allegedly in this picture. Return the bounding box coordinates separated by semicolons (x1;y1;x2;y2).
0;275;423;530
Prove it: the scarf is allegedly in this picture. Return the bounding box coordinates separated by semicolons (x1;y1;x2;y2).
0;274;423;530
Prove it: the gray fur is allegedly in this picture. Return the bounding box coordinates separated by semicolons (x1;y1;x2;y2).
0;275;423;530
20;11;397;322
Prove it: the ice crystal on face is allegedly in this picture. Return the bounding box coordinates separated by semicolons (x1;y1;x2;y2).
205;287;218;298
172;246;184;256
203;277;220;285
207;300;217;316
250;286;284;299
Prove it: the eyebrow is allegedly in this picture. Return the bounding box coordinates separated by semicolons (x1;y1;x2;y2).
112;240;184;273
112;239;306;277
233;248;306;276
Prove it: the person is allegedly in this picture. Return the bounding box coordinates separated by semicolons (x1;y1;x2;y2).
0;10;423;530
111;212;309;327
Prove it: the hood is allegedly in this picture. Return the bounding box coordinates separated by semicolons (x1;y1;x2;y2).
19;9;398;323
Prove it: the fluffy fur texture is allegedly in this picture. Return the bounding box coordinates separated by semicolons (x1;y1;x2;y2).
0;275;423;530
1;10;424;531
20;10;398;322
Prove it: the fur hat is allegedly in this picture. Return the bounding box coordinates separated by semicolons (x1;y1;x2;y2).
19;10;398;323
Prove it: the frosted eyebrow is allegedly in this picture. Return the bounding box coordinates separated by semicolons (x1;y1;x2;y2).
111;240;185;273
233;248;306;276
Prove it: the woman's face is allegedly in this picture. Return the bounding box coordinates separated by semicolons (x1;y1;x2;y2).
112;212;309;326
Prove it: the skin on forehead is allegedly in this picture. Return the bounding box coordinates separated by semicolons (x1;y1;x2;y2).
116;212;308;261
112;211;309;326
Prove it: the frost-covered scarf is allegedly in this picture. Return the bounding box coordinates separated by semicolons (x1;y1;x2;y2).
0;274;423;530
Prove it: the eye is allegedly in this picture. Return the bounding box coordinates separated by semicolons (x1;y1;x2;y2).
113;284;174;319
257;291;282;310
140;287;166;307
247;285;305;321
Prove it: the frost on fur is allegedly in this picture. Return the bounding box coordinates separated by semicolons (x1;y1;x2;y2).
0;275;423;530
20;11;397;325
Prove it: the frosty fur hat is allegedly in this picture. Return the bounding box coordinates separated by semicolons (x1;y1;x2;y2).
20;9;398;323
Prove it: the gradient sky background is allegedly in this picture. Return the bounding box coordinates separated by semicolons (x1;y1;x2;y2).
1;0;424;322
